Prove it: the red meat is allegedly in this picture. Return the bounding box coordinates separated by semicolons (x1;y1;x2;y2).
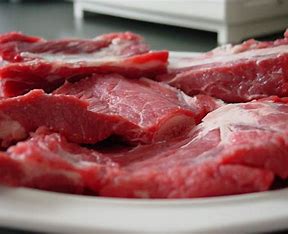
0;128;116;194
0;74;219;147
157;30;288;102
0;32;168;97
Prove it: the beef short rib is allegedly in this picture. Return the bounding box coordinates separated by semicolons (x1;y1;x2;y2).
157;30;288;102
0;32;168;97
0;74;220;147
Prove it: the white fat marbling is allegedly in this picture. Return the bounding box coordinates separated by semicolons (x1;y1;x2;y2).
170;44;288;69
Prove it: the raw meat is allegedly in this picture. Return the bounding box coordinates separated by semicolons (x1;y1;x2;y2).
0;30;287;199
0;128;117;194
0;74;219;147
98;131;273;198
99;97;288;198
0;32;146;63
157;30;288;102
0;32;168;97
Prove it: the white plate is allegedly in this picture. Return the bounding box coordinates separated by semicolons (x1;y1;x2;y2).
0;52;288;234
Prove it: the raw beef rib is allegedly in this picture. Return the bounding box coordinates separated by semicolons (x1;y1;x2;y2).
157;30;288;102
0;74;220;147
0;32;168;97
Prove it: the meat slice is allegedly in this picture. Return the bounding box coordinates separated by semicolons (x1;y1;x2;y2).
0;32;168;97
99;98;288;198
0;32;146;63
0;130;272;198
217;98;288;179
157;30;288;102
0;128;117;194
99;129;273;198
0;74;219;147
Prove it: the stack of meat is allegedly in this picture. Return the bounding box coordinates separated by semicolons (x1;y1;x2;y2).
0;30;288;198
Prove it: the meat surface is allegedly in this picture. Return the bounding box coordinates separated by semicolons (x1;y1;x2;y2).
0;32;168;97
0;74;219;147
158;30;288;102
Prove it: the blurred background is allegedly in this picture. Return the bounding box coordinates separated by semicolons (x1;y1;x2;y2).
0;0;287;52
